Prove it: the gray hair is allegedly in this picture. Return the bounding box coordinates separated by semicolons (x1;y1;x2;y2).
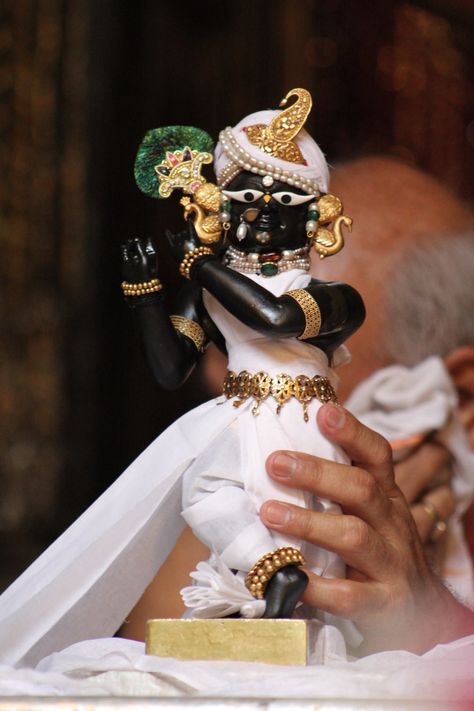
384;233;474;366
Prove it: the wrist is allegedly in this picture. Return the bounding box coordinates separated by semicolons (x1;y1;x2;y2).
179;247;215;280
121;278;163;307
428;579;474;644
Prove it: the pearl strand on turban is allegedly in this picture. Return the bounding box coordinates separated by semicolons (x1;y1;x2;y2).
214;110;330;195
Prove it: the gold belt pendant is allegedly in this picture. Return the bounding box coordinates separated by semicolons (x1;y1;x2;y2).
222;370;337;420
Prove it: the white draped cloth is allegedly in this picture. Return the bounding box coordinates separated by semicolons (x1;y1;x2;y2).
181;269;349;618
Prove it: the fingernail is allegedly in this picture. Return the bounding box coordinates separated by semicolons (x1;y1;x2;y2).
262;502;293;526
324;402;346;430
271;452;299;479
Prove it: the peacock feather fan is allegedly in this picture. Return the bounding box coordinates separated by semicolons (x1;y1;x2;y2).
134;126;215;199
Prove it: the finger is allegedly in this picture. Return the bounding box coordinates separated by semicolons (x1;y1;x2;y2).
165;229;179;253
265;451;390;529
121;243;130;262
260;500;387;579
301;571;378;620
134;238;147;260
317;403;396;495
395;442;451;504
187;219;198;240
145;237;156;256
411;485;455;543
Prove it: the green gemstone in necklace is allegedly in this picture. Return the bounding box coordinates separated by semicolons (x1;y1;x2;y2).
261;262;278;277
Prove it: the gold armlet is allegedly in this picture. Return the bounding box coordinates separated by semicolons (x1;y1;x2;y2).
286;289;321;340
179;247;214;279
170;315;207;353
121;278;162;297
245;547;306;600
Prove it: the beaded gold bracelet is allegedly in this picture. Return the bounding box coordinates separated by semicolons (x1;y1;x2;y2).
121;278;162;297
245;546;306;600
179;247;214;279
170;315;207;353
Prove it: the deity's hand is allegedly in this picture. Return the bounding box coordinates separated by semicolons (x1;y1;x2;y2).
121;237;158;283
260;404;474;655
165;219;201;263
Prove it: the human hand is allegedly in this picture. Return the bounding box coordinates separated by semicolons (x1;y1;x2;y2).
260;403;471;655
121;237;158;283
394;440;454;557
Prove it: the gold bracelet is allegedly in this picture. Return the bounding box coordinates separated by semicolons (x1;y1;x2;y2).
245;547;306;600
179;247;214;279
285;288;321;340
170;315;207;353
121;278;162;297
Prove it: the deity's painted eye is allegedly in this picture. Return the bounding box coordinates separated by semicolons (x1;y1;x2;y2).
222;189;264;203
272;192;315;206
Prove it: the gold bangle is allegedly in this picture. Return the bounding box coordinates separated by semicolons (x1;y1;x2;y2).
245;546;306;600
121;278;162;297
179;247;214;279
170;315;207;353
285;289;321;340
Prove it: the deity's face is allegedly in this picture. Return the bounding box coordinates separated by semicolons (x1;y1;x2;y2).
222;171;315;253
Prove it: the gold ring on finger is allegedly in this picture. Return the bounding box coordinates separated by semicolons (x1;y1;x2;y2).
430;520;448;543
421;500;441;524
422;500;447;543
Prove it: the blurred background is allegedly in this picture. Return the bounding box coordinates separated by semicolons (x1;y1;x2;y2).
1;0;473;591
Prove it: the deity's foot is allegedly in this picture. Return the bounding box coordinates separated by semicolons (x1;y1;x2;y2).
263;565;308;618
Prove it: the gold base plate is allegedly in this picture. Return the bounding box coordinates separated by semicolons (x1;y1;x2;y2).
146;618;321;666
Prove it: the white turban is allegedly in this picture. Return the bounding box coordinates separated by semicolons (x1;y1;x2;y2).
214;110;329;195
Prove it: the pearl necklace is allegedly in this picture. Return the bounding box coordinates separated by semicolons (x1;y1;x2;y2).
224;245;310;277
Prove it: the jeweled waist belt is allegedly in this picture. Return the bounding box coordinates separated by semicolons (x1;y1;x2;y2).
222;369;337;421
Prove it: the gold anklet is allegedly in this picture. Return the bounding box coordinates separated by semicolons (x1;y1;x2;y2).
245;547;306;599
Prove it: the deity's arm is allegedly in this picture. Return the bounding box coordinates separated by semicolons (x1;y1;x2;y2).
302;279;366;354
132;282;217;389
122;238;222;390
191;258;365;347
191;258;306;336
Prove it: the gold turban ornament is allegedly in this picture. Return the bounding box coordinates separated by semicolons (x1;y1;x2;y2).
243;88;312;165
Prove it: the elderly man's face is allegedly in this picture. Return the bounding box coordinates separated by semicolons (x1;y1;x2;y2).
314;157;474;401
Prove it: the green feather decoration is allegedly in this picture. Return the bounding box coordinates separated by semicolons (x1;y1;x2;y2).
134;125;214;199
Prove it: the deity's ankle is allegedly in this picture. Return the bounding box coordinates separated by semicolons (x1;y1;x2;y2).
262;566;308;619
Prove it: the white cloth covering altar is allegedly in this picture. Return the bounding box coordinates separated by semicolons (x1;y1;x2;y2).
0;632;473;701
